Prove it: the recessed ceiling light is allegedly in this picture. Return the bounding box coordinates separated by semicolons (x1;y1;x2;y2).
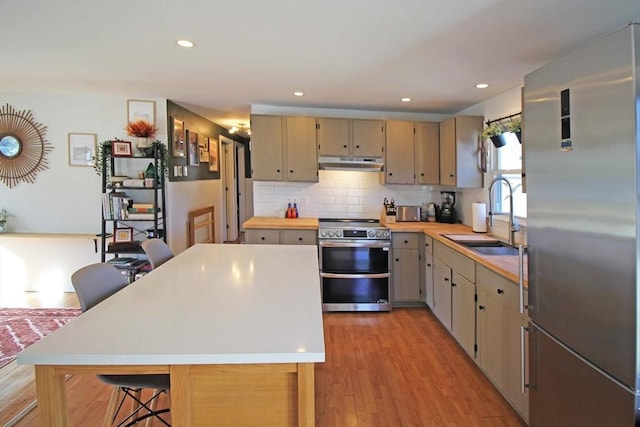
293;91;304;97
401;97;412;102
476;83;489;89
176;40;195;48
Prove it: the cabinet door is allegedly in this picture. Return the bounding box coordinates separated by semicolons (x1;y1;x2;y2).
439;117;456;186
454;116;483;188
433;258;452;331
392;248;420;302
451;271;476;358
281;229;317;245
285;116;318;182
385;121;415;184
415;122;440;185
245;229;280;244
424;251;434;308
351;119;384;157
250;115;284;181
477;290;503;384
317;118;349;157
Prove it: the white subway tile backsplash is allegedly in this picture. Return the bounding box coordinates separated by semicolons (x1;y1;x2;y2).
253;170;441;218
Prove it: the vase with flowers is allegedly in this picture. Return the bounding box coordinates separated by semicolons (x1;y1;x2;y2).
125;120;158;156
0;208;14;233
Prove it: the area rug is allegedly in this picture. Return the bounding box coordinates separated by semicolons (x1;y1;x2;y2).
0;307;81;369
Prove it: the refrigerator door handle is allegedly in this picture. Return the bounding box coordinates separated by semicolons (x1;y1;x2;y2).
518;244;528;314
521;325;530;394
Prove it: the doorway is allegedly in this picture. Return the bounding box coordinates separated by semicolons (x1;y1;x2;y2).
220;135;248;242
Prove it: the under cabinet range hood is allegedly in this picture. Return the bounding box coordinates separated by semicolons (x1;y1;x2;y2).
318;156;384;172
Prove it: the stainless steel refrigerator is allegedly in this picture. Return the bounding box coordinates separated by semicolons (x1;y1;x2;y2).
524;23;640;426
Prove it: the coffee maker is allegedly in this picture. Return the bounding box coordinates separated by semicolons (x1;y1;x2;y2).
439;191;457;223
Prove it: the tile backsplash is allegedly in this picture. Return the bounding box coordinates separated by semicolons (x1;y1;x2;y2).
253;170;442;219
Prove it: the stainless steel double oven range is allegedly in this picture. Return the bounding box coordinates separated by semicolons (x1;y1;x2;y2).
318;219;391;311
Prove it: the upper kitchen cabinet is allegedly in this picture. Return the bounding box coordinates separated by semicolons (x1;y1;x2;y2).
439;115;483;187
250;115;318;182
385;120;439;185
317;118;384;158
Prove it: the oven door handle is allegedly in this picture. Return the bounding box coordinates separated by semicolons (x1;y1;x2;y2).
319;241;391;249
320;272;390;279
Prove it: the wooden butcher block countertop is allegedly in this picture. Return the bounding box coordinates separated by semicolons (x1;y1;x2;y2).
243;216;319;230
382;221;528;287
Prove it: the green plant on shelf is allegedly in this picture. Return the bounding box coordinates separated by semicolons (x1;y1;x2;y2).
94;139;169;178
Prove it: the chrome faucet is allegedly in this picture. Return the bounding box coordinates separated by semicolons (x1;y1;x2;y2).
488;177;519;247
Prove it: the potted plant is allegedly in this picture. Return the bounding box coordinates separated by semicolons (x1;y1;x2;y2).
125;120;158;156
0;208;14;232
481;122;508;148
504;117;522;143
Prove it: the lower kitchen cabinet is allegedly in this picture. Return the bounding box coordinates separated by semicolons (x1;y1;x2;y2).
476;264;529;422
423;235;434;309
246;229;317;245
451;271;475;358
432;241;476;358
392;233;422;303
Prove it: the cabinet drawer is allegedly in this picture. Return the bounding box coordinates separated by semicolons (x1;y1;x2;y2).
246;229;280;244
392;233;419;249
433;241;475;283
477;264;528;313
281;230;317;245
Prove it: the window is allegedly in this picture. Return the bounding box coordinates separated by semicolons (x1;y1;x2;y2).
491;132;526;218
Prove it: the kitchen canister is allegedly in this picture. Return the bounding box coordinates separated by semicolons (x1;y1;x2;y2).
472;202;487;233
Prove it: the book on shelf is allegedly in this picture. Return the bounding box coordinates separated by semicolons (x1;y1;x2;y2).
108;258;148;269
128;207;159;213
132;203;154;209
126;212;163;220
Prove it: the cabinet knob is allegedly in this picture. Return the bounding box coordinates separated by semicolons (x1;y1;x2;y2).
452;283;457;287
427;263;431;267
290;170;294;173
420;173;424;176
497;289;504;294
404;240;408;244
389;173;393;176
479;305;485;310
395;258;400;262
298;237;303;241
343;145;348;148
355;145;360;149
444;277;449;282
261;237;265;240
449;174;454;178
277;169;281;173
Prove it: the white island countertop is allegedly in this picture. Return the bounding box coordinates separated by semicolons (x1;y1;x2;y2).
18;244;325;366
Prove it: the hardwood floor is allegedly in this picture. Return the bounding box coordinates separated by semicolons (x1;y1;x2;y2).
1;293;525;426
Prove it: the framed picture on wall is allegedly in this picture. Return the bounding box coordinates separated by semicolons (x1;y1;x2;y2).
68;133;96;166
199;135;209;162
209;137;219;172
171;117;185;157
127;100;155;125
188;130;199;165
114;227;133;243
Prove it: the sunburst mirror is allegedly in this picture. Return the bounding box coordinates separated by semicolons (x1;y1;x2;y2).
0;104;52;188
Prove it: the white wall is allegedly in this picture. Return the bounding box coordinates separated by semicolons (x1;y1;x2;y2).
0;92;168;233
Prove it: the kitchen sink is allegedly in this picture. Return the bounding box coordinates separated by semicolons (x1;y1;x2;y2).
442;235;525;256
463;242;523;256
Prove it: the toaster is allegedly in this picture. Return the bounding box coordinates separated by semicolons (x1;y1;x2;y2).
396;206;421;222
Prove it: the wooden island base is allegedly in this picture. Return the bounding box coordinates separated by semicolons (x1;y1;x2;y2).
34;362;315;427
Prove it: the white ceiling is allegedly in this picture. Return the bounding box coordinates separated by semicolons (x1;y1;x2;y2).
1;0;638;130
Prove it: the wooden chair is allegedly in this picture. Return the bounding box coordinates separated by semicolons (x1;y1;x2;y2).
187;205;215;247
71;263;171;426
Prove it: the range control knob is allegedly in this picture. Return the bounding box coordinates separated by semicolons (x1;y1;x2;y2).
336;230;343;238
375;230;383;239
383;230;390;239
328;230;335;238
368;230;375;239
319;230;326;238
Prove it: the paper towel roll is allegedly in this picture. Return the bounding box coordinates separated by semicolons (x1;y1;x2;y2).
472;202;487;233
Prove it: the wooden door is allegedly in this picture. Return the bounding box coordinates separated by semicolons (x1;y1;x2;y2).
385;120;415;184
317;118;349;157
251;115;284;181
415;121;440;184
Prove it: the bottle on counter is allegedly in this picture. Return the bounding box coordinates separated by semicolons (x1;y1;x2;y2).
286;203;293;218
293;201;299;218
